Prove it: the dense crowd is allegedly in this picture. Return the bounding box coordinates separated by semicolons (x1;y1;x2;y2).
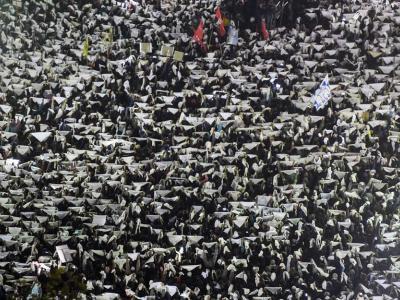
0;0;400;299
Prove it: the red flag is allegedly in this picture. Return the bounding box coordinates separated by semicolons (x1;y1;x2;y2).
261;19;269;41
215;7;226;37
193;19;207;51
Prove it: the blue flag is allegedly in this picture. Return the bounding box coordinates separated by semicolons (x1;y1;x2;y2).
227;26;238;46
312;75;331;111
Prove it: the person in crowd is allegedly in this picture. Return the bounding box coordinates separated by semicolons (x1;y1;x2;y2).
0;0;399;299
